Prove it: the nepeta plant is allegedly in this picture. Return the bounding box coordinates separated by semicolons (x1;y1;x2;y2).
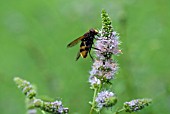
88;9;151;114
14;9;151;114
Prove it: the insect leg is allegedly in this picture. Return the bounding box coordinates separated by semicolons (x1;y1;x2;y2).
76;51;81;61
92;47;101;51
88;48;94;62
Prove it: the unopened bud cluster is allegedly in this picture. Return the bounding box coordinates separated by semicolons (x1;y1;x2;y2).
14;77;36;99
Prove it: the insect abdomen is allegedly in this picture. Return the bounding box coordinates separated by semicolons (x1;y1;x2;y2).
80;46;89;58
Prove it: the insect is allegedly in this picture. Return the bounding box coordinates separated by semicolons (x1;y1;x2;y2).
67;29;98;61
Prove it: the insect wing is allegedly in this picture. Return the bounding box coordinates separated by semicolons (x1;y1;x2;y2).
67;36;85;48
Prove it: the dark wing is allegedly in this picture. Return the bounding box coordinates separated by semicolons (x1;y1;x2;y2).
67;36;85;48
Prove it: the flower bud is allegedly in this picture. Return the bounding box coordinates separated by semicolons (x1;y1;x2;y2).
14;77;36;99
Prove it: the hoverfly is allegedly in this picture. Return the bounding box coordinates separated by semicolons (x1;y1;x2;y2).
67;29;98;61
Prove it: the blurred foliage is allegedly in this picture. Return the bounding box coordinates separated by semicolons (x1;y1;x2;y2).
0;0;170;114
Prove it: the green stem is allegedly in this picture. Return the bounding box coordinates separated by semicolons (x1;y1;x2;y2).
98;83;102;93
41;110;46;114
114;107;125;114
90;88;98;114
90;83;102;114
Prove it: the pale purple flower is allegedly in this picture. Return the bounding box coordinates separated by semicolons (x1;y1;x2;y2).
34;99;69;114
95;91;117;109
124;99;140;111
89;29;121;84
89;76;101;87
27;109;37;114
51;100;66;114
90;59;118;80
124;99;152;112
95;31;121;60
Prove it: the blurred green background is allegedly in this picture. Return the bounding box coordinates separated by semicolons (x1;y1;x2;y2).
0;0;170;114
